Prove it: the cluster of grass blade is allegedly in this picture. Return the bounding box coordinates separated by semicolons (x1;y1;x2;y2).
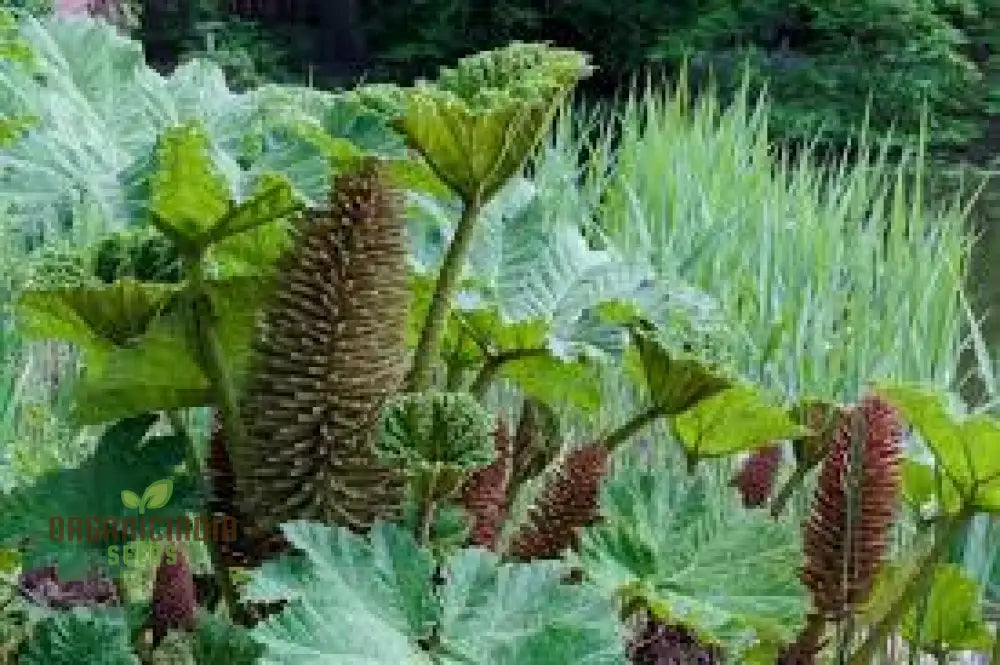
570;74;974;406
491;71;976;493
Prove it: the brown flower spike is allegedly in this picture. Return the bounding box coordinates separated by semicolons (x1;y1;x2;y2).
730;444;783;508
508;443;610;559
232;160;409;539
800;395;901;617
150;546;196;647
460;420;512;550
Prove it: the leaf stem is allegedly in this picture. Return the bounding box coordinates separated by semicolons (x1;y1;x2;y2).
468;347;548;400
846;508;973;665
180;260;247;624
406;197;483;392
416;468;440;548
598;404;668;454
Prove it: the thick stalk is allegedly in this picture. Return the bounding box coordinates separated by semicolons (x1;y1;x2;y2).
415;468;440;548
182;262;248;623
847;509;972;665
469;348;548;400
188;279;248;461
166;411;240;623
406;197;482;392
598;404;668;454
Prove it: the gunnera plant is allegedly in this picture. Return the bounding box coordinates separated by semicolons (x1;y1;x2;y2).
231;159;410;541
799;396;901;631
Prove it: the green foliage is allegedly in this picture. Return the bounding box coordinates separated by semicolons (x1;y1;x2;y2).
362;0;1000;151
148;123;232;248
18;608;137;665
376;391;497;501
591;79;971;404
901;563;994;654
0;13;388;252
189;612;264;665
148;124;300;256
879;384;1000;512
0;414;199;576
18;279;180;351
245;521;627;664
376;391;495;471
901;459;964;519
628;320;733;415
69;316;211;424
93;228;182;284
655;0;1000;150
0;7;35;147
389;43;591;203
575;461;809;662
672;385;808;461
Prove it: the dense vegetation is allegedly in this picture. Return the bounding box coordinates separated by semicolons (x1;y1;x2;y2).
0;6;998;665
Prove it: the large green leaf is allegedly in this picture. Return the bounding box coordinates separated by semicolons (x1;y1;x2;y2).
435;550;626;665
149;123;230;247
575;463;808;661
672;385;808;461
878;384;1000;512
900;458;963;519
190;613;264;665
201;275;273;391
245;521;439;664
392;43;591;203
70;318;211;424
17;279;179;351
19;608;137;665
0;15;398;248
246;521;627;665
19;275;265;424
202;174;298;248
630;322;733;415
901;563;993;653
500;354;604;413
0;414;199;576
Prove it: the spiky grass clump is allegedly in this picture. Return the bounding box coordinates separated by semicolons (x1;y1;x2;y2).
730;444;782;508
508;443;610;559
800;396;901;617
460;420;511;549
232;160;409;537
